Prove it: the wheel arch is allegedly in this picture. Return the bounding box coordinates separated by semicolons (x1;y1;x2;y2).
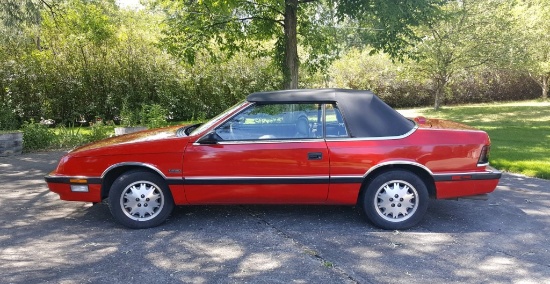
100;163;167;200
359;161;436;202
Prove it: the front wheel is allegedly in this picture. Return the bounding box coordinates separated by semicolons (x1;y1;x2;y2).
360;170;428;230
108;170;174;229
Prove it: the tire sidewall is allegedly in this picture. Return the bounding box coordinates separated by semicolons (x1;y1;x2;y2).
108;170;174;229
362;170;429;230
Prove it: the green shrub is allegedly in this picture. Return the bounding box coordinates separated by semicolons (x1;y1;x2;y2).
141;104;168;129
22;120;114;152
22;120;56;152
87;120;113;142
120;104;168;128
0;107;20;131
55;125;87;149
120;104;142;127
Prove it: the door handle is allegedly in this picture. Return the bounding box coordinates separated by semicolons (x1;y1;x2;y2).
308;152;323;160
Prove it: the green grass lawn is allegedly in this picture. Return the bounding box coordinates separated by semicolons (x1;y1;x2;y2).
399;101;550;179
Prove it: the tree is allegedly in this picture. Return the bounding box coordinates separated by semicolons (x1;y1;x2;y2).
513;0;550;99
408;0;515;109
0;0;60;50
153;0;442;89
36;0;177;122
1;0;46;28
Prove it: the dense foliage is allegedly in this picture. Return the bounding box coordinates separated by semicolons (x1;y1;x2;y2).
0;0;546;129
153;0;441;89
329;49;540;108
512;0;550;99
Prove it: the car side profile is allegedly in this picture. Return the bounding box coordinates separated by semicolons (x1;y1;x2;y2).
45;89;501;230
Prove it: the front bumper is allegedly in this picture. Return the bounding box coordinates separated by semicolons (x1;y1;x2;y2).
45;173;102;202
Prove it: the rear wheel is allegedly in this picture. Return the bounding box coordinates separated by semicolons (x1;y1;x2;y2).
108;170;174;229
361;170;428;230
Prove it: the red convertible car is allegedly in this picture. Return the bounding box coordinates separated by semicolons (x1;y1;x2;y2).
45;89;501;230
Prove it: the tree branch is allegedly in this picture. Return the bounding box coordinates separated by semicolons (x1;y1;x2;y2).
39;0;62;27
298;0;319;4
208;16;284;29
237;0;285;17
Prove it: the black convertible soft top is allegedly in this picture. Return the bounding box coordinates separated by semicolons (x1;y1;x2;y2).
247;89;415;138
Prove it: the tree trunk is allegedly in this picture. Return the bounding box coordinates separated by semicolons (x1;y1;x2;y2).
542;75;548;100
434;87;441;110
283;0;299;89
433;77;446;110
36;35;41;51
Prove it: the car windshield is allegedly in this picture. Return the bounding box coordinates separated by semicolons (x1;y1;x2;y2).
189;101;248;136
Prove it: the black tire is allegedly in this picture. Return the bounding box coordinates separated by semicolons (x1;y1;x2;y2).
108;170;174;229
360;170;428;230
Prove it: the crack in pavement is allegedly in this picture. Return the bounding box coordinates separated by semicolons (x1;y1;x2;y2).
242;206;372;284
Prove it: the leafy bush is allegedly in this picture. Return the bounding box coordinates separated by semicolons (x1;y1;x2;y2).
22;120;115;152
87;120;113;142
55;125;87;149
447;69;540;104
21;120;56;152
119;104;168;128
141;104;168;129
120;105;142;127
328;49;541;108
0;107;20;131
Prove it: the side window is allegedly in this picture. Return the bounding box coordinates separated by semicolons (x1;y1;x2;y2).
325;104;349;138
216;103;323;141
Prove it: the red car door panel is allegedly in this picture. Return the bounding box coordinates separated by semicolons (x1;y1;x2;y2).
183;141;329;204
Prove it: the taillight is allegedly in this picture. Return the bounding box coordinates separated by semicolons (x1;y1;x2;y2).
478;145;490;165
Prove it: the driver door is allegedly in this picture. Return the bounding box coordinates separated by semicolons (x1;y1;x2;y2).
183;103;330;204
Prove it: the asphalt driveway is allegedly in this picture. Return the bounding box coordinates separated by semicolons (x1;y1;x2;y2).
1;151;549;283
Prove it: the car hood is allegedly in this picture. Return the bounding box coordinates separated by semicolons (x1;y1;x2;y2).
69;125;189;157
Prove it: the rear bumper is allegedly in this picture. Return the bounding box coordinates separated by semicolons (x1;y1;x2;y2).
433;167;502;182
433;167;501;199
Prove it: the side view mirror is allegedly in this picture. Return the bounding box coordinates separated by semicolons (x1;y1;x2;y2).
196;131;220;144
